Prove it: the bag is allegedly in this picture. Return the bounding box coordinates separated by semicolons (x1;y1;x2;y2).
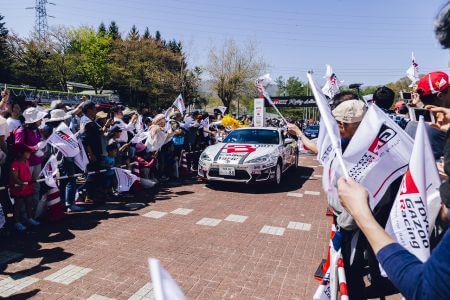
172;135;185;146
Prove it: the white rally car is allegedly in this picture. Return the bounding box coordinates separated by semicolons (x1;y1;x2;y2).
198;127;298;185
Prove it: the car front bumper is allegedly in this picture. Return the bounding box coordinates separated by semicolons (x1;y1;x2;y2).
198;161;277;184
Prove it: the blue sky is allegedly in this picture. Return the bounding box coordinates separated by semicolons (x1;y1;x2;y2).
2;0;449;86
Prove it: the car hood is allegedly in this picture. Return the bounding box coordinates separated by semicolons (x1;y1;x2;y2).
203;143;281;165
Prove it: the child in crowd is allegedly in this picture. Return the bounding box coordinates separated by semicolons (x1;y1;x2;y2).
102;142;119;198
9;144;40;231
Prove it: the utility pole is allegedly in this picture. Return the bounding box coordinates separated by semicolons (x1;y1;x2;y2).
26;0;55;40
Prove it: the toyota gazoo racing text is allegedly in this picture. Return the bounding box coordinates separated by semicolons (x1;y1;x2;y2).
198;128;298;184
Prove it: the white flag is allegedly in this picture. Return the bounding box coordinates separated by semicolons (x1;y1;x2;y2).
173;94;186;113
406;52;419;84
217;106;227;115
321;65;343;99
40;155;59;188
200;117;210;138
148;258;186;300
114;168;138;192
135;114;144;133
74;138;89;172
342;104;413;208
307;72;347;180
385;117;441;263
255;74;288;124
313;267;332;300
47;123;81;158
130;131;148;144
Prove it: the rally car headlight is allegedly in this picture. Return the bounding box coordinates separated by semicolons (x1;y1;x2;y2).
200;152;212;162
246;154;277;164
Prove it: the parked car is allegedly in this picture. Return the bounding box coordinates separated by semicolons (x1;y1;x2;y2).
303;125;320;139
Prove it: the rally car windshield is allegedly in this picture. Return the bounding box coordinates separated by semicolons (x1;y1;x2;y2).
223;129;279;144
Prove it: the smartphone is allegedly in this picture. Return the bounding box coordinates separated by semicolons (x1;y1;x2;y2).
400;91;412;100
408;107;435;123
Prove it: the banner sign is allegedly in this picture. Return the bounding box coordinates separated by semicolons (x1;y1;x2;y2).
264;96;331;108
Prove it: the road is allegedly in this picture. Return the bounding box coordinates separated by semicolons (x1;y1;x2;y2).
1;154;334;299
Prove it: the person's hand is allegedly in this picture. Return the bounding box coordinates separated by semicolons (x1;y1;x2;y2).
437;159;448;180
426;105;450;131
89;154;97;162
337;177;371;219
131;114;138;124
287;123;302;137
105;118;114;127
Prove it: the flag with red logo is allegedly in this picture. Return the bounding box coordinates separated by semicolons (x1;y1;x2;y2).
40;155;59;188
321;65;343;99
255;74;288;124
115;168;139;192
341;104;413;207
47;123;81;158
173;94;186;113
406;52;419;84
385;117;441;265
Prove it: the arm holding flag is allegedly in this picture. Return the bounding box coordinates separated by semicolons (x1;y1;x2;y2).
337;176;450;300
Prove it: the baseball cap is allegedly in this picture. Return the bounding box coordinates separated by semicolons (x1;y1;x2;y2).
332;100;367;124
416;71;449;96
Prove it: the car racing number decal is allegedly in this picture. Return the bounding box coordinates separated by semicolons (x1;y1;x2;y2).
213;144;256;165
226;144;256;153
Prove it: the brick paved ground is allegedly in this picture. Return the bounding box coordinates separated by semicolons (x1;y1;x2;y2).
0;154;400;299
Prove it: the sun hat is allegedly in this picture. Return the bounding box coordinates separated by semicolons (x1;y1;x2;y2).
332;99;367;124
47;109;71;122
96;111;108;119
23;107;47;124
152;114;166;125
122;107;136;116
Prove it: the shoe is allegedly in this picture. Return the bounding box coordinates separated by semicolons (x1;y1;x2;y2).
67;204;84;212
27;218;40;226
15;223;27;231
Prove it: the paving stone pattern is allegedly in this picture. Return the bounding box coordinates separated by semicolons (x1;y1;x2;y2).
0;154;402;299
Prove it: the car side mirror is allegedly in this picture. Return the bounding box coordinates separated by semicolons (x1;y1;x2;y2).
284;138;294;145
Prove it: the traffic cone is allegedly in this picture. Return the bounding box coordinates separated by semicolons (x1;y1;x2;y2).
45;187;65;222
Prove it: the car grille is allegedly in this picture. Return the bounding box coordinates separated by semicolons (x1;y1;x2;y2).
208;168;251;180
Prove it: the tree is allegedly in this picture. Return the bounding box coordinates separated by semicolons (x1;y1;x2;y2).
98;22;107;36
143;27;151;39
285;77;307;96
108;21;120;40
206;39;266;110
68;26;112;93
155;30;161;41
0;14;11;83
45;26;77;91
275;76;287;96
128;25;139;40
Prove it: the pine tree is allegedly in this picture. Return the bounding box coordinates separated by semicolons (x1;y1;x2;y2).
143;27;151;39
98;22;107;35
108;21;120;40
0;14;11;83
155;30;161;41
128;25;139;40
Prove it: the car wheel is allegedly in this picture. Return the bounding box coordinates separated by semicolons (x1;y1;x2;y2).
274;162;282;185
